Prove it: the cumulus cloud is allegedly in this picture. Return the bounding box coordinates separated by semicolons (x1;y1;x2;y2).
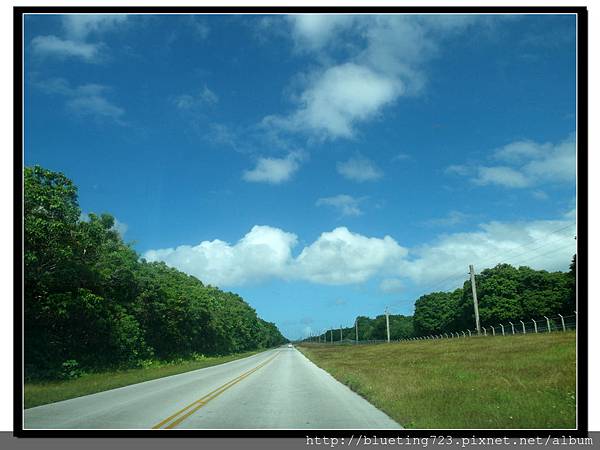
143;216;575;291
34;78;125;123
448;134;576;189
243;152;302;184
316;194;363;217
144;225;298;287
337;155;383;182
294;227;407;284
144;226;407;287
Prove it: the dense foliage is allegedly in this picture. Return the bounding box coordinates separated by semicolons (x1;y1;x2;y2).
413;261;576;336
24;166;286;380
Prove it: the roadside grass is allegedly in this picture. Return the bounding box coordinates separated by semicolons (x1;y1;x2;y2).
298;332;576;429
24;350;264;409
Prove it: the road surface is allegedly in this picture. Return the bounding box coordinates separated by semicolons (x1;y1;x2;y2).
24;347;402;429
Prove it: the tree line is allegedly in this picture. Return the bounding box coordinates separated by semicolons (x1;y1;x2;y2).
24;166;287;380
412;260;576;336
310;259;575;342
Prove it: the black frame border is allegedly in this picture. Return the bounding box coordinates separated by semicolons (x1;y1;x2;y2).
13;5;589;439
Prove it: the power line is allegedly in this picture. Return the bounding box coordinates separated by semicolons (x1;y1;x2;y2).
407;222;575;296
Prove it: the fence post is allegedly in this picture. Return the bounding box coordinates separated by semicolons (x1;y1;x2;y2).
483;327;487;336
509;322;515;334
462;331;466;337
490;325;495;336
558;314;566;332
444;333;448;339
468;330;472;337
532;319;538;333
544;316;551;333
500;324;505;336
520;320;526;334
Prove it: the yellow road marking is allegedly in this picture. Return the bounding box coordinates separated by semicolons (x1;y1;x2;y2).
152;351;280;429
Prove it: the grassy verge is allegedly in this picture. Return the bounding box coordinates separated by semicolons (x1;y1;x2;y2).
25;349;264;409
299;332;576;429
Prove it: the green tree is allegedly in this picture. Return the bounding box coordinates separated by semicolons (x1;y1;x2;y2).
24;165;287;379
413;289;462;335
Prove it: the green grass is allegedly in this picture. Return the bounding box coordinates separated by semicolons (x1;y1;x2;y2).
299;332;576;429
24;350;264;409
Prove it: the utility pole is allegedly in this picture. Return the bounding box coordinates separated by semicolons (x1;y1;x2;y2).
340;325;343;342
385;307;391;343
469;264;481;335
355;318;358;343
330;328;333;343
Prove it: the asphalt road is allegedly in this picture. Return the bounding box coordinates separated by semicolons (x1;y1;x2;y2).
24;346;402;429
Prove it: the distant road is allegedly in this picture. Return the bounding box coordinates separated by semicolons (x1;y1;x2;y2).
24;346;401;429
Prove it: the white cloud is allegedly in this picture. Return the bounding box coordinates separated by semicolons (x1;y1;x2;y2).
172;85;218;109
337;155;383;182
62;14;128;40
143;213;575;291
474;166;532;188
31;15;127;63
31;35;101;62
144;225;298;287
266;63;400;139
67;86;125;121
449;134;575;189
287;15;357;50
445;164;470;176
144;226;407;288
292;227;407;285
263;15;483;141
243;152;302;184
402;214;576;288
379;278;404;293
34;78;125;124
522;136;575;183
492;139;547;162
316;194;363;217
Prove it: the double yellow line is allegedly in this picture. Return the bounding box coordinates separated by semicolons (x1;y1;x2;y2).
152;351;280;429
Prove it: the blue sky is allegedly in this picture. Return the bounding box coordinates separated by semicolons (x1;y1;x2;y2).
24;13;577;339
